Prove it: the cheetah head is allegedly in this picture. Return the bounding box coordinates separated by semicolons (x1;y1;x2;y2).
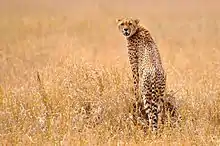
116;18;140;38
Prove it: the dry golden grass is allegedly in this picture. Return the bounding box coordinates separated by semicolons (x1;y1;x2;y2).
1;0;220;145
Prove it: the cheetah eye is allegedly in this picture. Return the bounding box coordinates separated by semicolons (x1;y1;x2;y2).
121;23;124;26
128;22;132;25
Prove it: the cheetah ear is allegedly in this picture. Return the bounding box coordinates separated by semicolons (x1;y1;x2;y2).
134;19;140;24
116;18;122;23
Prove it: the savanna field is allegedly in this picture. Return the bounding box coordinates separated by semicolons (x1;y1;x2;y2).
1;0;220;145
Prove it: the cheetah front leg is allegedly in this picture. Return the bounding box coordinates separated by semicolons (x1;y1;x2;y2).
130;66;142;125
128;50;142;125
141;73;160;132
142;90;160;131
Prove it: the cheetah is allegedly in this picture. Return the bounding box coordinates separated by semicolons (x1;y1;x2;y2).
116;17;167;131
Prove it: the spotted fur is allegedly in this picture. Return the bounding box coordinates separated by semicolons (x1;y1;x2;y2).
117;18;166;131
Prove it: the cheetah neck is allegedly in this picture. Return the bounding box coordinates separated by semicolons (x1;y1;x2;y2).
126;26;164;72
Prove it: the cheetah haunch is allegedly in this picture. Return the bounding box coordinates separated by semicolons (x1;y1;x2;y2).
117;17;167;131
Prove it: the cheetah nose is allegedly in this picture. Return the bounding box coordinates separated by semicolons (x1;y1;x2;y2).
124;28;128;31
